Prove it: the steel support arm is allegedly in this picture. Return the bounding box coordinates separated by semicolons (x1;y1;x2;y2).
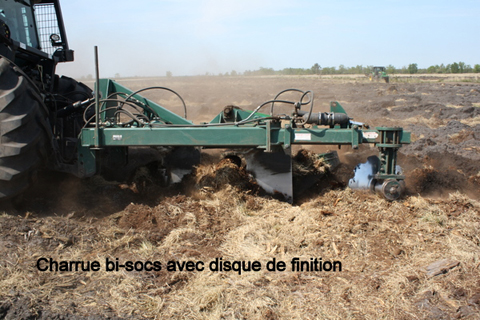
80;125;410;149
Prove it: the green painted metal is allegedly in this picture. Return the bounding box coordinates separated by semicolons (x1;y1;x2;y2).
375;127;405;180
77;80;411;186
81;126;271;147
209;107;269;124
329;101;347;114
80;124;410;148
98;79;193;125
76;144;97;178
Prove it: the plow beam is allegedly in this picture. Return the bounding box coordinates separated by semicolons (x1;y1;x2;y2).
76;79;410;202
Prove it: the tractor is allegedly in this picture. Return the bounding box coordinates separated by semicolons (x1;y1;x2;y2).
369;66;390;83
0;0;93;199
0;0;410;203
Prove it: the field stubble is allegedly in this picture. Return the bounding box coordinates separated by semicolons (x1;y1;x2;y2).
1;76;480;319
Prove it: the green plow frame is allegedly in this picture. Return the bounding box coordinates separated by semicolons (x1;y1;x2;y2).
76;79;410;202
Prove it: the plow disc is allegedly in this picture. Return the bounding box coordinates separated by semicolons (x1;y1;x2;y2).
245;148;293;203
349;155;405;201
348;155;381;190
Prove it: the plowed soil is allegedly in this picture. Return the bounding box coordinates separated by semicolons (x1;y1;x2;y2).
1;76;479;319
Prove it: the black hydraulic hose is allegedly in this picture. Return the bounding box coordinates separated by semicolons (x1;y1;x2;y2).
123;86;188;119
82;106;122;129
83;96;290;129
80;87;315;130
105;92;154;115
83;106;154;129
148;116;283;128
269;89;313;114
270;89;305;115
243;99;297;123
299;90;314;124
113;108;145;125
82;104;281;129
53;91;91;104
82;98;150;123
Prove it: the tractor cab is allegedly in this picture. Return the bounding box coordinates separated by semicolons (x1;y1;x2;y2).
369;66;389;83
372;66;386;75
0;0;73;90
0;0;40;49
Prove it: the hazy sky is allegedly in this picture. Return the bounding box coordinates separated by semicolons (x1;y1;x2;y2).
56;0;479;78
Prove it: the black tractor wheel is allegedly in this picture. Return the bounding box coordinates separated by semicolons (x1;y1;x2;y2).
0;57;50;200
54;75;93;103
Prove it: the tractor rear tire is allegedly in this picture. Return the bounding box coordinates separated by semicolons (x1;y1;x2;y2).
0;57;50;200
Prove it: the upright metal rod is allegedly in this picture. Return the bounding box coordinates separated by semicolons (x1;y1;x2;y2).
94;46;100;148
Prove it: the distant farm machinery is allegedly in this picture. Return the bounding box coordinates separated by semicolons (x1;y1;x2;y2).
368;66;390;83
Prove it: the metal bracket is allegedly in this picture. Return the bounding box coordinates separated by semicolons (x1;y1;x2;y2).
375;127;404;179
265;120;271;152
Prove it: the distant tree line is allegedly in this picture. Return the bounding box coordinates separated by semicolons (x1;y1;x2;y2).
82;61;480;79
234;62;480;76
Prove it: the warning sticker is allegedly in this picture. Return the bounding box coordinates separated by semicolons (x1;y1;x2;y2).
362;132;379;139
295;133;312;141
